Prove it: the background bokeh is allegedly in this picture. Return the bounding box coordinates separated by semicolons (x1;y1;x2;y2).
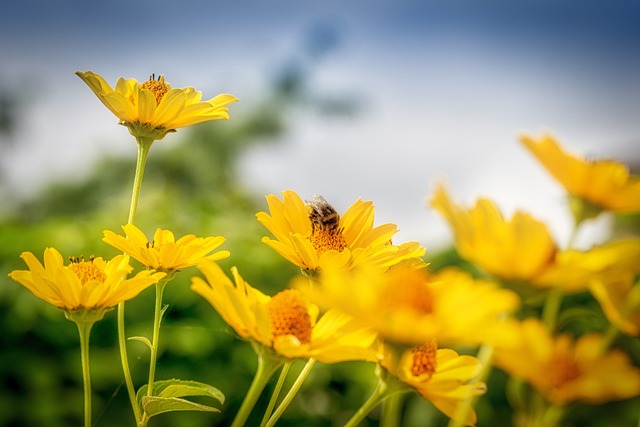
1;1;639;426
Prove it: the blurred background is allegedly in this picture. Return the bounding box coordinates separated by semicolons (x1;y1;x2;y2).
1;1;639;426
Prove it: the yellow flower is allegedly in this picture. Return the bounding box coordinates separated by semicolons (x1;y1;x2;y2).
590;276;640;336
103;224;229;272
300;259;521;348
379;339;486;426
430;182;557;282
431;183;640;294
493;318;640;405
8;248;164;311
76;71;238;140
534;238;640;293
520;133;640;214
256;190;425;272
190;261;378;364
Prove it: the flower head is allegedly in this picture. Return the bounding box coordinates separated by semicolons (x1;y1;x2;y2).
103;224;229;272
379;339;486;426
520;133;640;215
256;190;425;272
430;182;557;282
76;71;238;141
8;248;164;311
494;318;640;405
190;261;378;363
300;258;521;348
590;276;640;336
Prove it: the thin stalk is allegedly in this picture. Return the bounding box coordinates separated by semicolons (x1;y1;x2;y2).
76;319;95;427
118;136;154;424
260;363;291;427
344;378;395;427
380;392;402;427
231;352;284;427
265;358;317;427
146;280;168;397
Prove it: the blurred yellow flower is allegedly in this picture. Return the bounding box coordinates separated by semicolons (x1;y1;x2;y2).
300;259;520;348
521;133;640;214
493;318;640;405
76;71;238;140
534;238;640;293
256;190;425;272
430;182;557;282
590;276;640;336
379;339;486;426
191;261;378;364
8;248;164;311
103;224;229;272
431;183;640;294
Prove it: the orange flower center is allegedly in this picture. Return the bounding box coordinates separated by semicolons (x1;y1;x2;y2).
309;228;347;255
267;289;312;344
139;74;169;105
547;352;581;388
411;339;438;378
69;256;105;285
381;272;435;314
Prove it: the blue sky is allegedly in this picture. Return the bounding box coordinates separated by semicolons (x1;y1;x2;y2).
1;1;639;246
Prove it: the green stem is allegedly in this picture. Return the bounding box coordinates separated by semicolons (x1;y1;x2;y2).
265;358;317;427
260;363;291;427
118;302;141;424
76;319;95;427
146;280;168;397
344;368;407;427
118;136;154;425
380;392;402;427
542;289;563;331
231;350;284;427
128;137;153;225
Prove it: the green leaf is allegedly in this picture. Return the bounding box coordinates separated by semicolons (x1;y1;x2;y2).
128;336;153;350
137;379;225;418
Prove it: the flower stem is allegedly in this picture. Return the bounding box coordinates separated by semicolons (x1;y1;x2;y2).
146;279;168;398
344;368;407;427
265;358;317;427
380;392;402;427
76;318;95;427
118;302;141;424
118;136;154;424
231;350;284;427
260;362;291;427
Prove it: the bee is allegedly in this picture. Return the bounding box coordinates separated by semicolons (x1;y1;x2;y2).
306;194;341;233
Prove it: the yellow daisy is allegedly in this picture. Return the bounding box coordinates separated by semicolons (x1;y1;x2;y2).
8;247;164;311
379;339;486;426
493;318;640;405
590;276;640;336
190;261;378;364
256;190;425;272
76;71;238;140
103;224;229;272
300;258;521;348
430;182;557;282
521;133;640;215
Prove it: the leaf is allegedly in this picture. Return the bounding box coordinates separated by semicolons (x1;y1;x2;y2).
128;336;153;350
136;379;225;418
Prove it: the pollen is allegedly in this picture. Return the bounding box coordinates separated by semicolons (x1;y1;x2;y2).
309;228;347;255
267;289;312;344
140;74;169;106
69;256;106;285
411;339;438;377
